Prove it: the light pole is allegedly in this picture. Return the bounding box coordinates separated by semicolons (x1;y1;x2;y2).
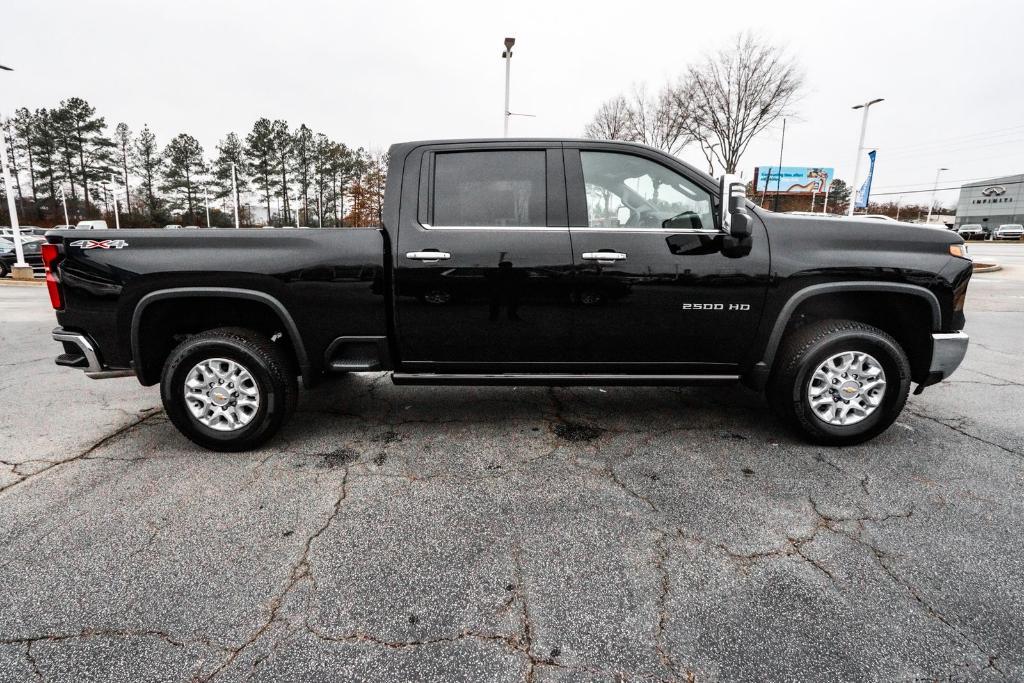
0;62;30;279
926;167;948;224
847;98;884;216
109;174;121;228
502;37;515;137
58;186;70;225
203;185;211;228
230;162;240;228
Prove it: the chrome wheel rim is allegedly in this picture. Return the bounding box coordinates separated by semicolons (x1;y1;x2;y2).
184;358;260;432
807;351;887;426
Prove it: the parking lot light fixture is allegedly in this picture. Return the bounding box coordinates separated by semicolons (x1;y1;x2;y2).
502;37;515;137
847;98;884;216
1;65;30;277
231;162;240;229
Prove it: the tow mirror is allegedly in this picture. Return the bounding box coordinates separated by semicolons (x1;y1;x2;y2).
718;174;752;239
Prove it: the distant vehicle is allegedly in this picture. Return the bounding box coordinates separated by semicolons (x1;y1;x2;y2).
52;224;76;230
76;220;108;230
1;226;48;237
994;223;1024;240
0;235;45;277
164;225;183;230
957;224;984;240
260;226;276;229
845;214;898;222
183;225;200;230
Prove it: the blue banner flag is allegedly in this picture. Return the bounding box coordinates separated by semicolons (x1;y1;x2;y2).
855;150;877;209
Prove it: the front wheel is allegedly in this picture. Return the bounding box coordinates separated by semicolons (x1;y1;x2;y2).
160;327;298;452
768;319;911;446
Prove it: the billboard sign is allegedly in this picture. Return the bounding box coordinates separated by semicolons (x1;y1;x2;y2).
753;166;834;194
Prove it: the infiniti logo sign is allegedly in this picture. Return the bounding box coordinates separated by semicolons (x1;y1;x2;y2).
981;186;1006;196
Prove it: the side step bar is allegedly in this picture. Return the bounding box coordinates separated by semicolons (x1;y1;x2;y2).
391;373;740;387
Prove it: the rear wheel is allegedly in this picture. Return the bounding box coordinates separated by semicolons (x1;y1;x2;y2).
160;327;298;452
768;319;911;446
0;262;9;278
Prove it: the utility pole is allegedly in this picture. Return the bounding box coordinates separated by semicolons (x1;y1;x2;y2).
110;174;121;228
848;98;884;216
502;37;515;137
230;162;240;228
926;167;948;224
822;180;833;214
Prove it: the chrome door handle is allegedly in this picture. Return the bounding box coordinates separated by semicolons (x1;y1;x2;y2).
406;251;451;261
581;251;627;261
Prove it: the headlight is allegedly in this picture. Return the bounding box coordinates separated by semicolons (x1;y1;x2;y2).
949;244;971;260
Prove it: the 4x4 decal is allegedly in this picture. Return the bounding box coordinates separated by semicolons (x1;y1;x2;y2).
70;239;129;250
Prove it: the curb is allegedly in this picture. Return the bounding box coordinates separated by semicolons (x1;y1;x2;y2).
0;278;45;286
972;263;1002;273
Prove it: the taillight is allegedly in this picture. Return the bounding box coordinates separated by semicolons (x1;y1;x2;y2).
41;243;63;310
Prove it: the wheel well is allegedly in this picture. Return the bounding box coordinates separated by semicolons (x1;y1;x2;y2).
133;296;302;385
781;292;934;382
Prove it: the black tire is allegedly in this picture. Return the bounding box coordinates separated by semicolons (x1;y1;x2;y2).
160;327;298;452
0;262;9;278
767;319;911;446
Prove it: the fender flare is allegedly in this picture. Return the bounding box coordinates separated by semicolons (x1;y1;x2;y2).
751;281;941;386
130;287;313;386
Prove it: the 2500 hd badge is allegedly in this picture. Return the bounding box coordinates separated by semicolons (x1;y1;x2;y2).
682;303;752;311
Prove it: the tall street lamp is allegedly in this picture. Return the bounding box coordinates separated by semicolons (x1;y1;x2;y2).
0;62;31;280
926;167;949;224
502;37;515;137
847;98;884;216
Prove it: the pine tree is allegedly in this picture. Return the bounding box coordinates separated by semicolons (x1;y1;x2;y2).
12;108;39;219
245;118;278;225
56;97;114;217
213;132;248;223
29;109;64;219
132;125;162;215
114;123;132;214
270;120;291;223
292;124;314;225
160;134;204;222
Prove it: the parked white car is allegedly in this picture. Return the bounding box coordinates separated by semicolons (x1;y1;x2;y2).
76;220;108;230
993;223;1024;240
957;224;984;240
164;224;183;230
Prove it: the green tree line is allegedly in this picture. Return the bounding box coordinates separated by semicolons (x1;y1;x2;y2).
1;97;386;227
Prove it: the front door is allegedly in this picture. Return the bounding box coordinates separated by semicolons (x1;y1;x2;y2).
395;145;576;370
564;146;770;372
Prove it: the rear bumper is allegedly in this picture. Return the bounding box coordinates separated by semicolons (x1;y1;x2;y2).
920;331;969;387
52;327;134;379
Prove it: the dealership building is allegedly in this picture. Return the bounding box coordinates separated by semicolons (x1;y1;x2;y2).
955;174;1024;229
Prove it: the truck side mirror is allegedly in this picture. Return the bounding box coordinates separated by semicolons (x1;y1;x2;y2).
718;174;752;239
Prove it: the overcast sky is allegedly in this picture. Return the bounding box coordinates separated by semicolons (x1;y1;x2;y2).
4;0;1022;209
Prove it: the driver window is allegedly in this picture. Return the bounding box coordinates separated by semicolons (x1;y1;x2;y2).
580;151;713;230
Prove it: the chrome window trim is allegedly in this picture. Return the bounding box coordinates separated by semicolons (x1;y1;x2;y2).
569;226;726;235
420;223;566;232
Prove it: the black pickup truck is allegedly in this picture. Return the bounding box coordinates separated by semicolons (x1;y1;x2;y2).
42;138;972;451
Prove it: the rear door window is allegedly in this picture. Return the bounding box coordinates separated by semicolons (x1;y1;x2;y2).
432;151;546;227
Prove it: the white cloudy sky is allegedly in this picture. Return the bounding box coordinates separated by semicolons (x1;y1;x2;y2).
3;0;1022;209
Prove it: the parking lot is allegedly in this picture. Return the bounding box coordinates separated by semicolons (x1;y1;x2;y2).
1;245;1022;682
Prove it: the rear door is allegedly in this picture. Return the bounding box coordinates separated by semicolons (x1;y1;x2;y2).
394;143;576;370
564;144;770;371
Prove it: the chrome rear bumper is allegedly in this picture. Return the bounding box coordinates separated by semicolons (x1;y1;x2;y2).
52;328;134;379
929;332;969;380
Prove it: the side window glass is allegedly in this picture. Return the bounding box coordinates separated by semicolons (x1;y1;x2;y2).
581;151;713;230
432;151;546;227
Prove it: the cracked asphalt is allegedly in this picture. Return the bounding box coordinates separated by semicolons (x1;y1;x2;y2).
1;251;1022;682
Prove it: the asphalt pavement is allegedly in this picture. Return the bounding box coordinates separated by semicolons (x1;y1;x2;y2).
1;246;1022;682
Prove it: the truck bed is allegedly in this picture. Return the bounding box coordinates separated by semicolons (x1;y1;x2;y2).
47;228;388;384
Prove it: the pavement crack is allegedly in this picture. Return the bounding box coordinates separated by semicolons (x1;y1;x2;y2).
199;466;351;681
906;408;1022;457
653;531;681;680
0;407;163;497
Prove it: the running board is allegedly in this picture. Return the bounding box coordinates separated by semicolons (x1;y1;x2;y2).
390;373;740;387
